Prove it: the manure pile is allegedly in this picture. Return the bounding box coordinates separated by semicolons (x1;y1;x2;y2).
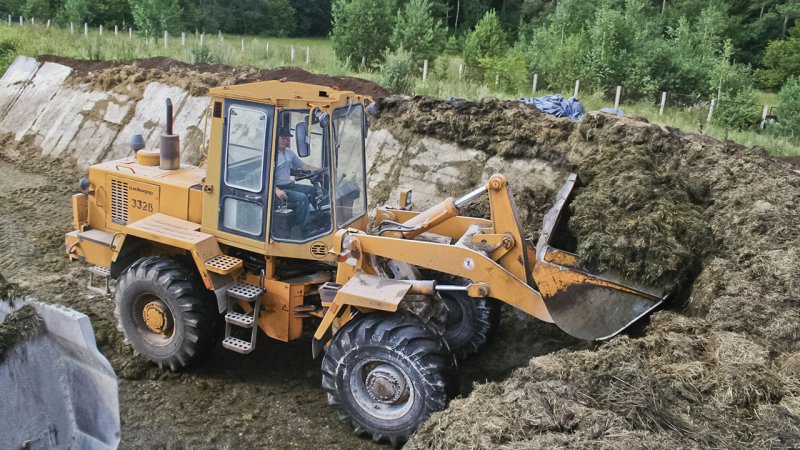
370;97;800;448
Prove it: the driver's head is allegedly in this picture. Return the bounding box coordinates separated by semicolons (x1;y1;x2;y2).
278;128;293;151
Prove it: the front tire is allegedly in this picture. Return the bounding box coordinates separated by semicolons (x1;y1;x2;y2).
114;256;220;371
321;313;456;446
440;291;501;359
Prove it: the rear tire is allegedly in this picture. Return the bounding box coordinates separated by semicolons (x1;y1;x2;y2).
321;313;456;446
114;256;220;371
440;291;501;359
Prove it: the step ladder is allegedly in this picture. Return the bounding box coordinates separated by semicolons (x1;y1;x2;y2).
222;283;264;354
86;265;111;295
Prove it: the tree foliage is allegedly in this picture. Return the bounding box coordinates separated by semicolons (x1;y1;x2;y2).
756;24;800;90
463;9;507;76
777;75;800;136
331;0;395;68
391;0;444;64
129;0;183;34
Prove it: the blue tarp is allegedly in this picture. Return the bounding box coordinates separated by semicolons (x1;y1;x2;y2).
600;107;625;116
520;94;585;121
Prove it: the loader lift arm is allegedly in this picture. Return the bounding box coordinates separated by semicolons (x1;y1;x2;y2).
315;173;666;347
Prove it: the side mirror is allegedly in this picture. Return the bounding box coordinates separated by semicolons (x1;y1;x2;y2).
295;121;310;157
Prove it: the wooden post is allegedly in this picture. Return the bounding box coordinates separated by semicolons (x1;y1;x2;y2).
614;86;622;109
422;59;428;82
84;23;88;39
306;46;310;64
707;98;716;124
182;32;186;46
532;73;538;95
164;30;168;48
659;92;667;115
760;105;770;130
573;80;580;97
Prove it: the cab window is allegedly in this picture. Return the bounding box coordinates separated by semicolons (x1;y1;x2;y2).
332;104;367;228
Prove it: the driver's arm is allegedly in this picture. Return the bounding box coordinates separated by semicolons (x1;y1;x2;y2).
290;150;318;172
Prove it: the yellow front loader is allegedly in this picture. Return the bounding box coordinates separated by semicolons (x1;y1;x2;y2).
64;80;664;445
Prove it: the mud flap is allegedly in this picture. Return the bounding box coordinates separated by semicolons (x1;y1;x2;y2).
532;174;666;340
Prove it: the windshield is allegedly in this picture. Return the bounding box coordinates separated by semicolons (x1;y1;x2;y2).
332;104;367;228
270;109;333;242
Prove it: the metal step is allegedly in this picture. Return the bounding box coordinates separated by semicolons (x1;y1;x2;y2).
225;311;255;328
222;336;253;354
227;283;264;301
204;255;243;275
86;265;110;295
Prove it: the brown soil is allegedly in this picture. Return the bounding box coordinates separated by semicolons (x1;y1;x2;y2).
39;55;389;99
368;97;800;449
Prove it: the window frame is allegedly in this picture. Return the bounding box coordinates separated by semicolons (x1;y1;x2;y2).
332;103;368;229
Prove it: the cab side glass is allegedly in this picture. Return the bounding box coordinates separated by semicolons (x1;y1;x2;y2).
295;121;310;157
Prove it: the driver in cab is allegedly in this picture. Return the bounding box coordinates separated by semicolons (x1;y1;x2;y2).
274;127;318;233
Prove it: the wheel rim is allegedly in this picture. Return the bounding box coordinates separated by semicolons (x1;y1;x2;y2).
443;294;465;327
350;360;415;421
133;293;175;347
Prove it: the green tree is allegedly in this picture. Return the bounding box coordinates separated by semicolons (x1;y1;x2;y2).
63;0;92;23
462;9;507;76
23;0;58;19
129;0;183;34
379;47;417;93
756;24;800;90
391;0;444;64
331;0;395;68
777;75;800;137
289;0;331;36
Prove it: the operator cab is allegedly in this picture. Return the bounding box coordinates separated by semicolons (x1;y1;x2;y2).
207;81;370;260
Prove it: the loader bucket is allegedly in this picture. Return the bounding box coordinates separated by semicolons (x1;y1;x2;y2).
531;174;666;341
0;300;120;449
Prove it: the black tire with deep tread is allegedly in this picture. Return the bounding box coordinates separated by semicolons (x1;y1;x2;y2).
440;291;501;359
321;313;456;446
114;256;221;371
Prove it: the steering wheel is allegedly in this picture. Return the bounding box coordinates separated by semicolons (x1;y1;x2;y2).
294;168;326;183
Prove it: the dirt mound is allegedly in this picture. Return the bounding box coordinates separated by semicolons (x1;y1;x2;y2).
0;303;43;363
39;55;388;99
369;96;800;448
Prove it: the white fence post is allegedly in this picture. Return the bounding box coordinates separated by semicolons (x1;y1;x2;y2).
495;74;499;86
99;24;103;36
614;86;622;109
532;73;538;95
290;45;295;62
46;19;50;28
181;32;186;46
200;33;204;46
760;105;770;130
115;25;118;36
361;56;366;67
659;91;667;115
129;27;132;39
306;46;310;64
69;22;73;35
458;64;464;79
218;30;222;42
84;23;88;38
7;15;10;26
31;17;34;25
706;98;716;124
164;30;168;48
19;16;22;26
241;38;245;51
422;59;428;82
573;80;580;97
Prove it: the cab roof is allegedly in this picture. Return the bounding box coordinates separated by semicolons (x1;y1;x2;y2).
208;80;366;108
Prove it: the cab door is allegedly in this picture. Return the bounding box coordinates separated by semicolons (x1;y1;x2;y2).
218;100;274;241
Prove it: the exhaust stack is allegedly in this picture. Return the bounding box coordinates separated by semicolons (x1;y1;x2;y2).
159;98;180;170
